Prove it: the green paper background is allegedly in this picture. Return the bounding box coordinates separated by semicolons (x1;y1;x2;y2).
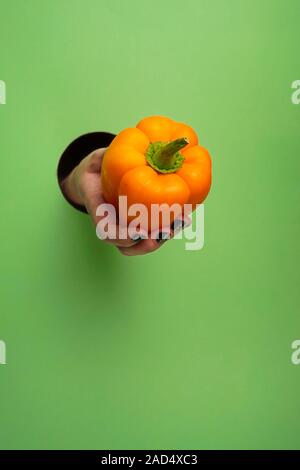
0;0;300;450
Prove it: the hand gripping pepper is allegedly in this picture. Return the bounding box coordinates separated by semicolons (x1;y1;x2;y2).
101;115;212;230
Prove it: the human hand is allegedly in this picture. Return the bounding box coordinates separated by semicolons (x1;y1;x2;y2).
61;148;189;256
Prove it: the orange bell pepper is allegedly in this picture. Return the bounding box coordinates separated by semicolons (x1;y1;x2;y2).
101;115;212;230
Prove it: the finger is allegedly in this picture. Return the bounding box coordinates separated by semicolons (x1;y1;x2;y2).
171;214;192;233
118;226;173;256
87;198;149;248
88;196;149;248
96;221;149;248
118;238;161;256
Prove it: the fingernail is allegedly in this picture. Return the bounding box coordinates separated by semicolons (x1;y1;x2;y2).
156;232;170;244
131;233;141;241
171;219;189;231
171;219;184;231
130;233;147;242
